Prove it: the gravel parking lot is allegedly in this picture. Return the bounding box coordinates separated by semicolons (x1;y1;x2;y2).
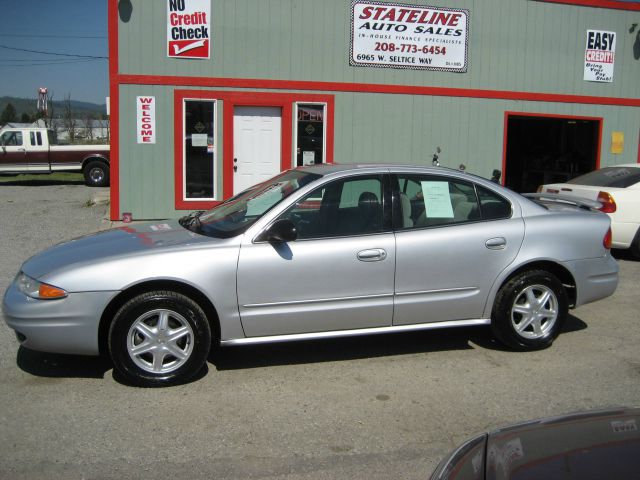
1;183;639;480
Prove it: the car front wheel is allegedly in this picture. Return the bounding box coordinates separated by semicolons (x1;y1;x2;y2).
491;270;568;351
108;291;211;387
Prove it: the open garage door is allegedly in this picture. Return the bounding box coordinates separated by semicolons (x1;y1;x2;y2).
504;113;601;193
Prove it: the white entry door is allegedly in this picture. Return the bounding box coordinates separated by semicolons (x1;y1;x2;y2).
233;106;282;194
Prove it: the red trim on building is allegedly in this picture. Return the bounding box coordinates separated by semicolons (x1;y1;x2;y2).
115;73;640;108
501;114;509;185
173;90;334;211
534;0;640;10
501;111;604;185
108;0;120;220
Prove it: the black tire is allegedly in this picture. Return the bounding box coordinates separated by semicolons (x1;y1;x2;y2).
629;228;640;260
108;291;211;387
491;270;568;351
83;160;110;187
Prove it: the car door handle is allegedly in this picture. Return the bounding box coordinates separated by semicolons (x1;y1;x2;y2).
485;237;507;250
357;249;387;262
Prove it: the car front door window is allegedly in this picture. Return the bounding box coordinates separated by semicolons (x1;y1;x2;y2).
278;175;385;239
1;131;23;146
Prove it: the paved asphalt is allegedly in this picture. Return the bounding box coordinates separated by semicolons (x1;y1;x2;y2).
0;183;638;480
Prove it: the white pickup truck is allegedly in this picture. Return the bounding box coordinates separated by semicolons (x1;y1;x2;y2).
0;127;110;187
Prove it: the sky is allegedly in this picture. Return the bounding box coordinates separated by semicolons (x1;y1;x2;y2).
0;0;109;106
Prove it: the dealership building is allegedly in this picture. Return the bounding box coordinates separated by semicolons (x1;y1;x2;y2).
108;0;640;220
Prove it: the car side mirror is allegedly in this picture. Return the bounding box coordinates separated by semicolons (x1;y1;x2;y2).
263;219;297;243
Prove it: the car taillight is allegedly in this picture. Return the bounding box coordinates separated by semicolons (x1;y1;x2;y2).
597;191;616;213
603;227;612;249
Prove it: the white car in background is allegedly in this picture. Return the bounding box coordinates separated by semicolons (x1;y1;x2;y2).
539;163;640;258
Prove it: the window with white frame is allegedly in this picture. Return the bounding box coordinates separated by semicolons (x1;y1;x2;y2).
295;103;326;167
183;99;217;200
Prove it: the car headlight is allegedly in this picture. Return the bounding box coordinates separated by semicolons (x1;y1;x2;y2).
16;272;67;300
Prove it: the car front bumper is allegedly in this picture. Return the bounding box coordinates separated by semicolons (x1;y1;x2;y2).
2;282;118;356
563;254;619;308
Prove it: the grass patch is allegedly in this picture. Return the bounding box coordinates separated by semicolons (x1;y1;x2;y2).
0;172;84;184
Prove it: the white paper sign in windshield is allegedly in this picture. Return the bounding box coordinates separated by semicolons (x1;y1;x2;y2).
421;181;454;218
351;1;468;72
584;30;615;83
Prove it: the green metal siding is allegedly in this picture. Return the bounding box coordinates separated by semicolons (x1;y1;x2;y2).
117;84;639;219
118;0;639;99
115;0;639;218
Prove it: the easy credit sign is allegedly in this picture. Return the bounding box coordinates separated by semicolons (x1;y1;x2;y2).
584;30;615;83
167;0;211;59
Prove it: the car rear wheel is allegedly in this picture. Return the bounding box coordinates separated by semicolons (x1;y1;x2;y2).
491;270;568;351
108;291;211;387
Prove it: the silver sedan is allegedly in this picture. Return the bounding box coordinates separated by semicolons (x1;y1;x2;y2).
3;164;619;386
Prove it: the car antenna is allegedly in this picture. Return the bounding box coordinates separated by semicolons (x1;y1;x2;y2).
432;146;441;167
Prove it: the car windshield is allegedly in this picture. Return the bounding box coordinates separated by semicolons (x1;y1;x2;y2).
182;170;321;238
567;167;640;188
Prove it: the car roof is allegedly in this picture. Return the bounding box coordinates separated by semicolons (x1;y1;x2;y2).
297;162;468;177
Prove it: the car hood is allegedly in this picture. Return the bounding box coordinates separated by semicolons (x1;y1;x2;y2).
21;220;214;279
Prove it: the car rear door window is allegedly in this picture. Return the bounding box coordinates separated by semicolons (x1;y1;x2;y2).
395;175;480;229
29;131;43;146
476;185;512;220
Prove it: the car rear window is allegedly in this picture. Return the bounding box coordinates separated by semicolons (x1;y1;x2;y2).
567;167;640;188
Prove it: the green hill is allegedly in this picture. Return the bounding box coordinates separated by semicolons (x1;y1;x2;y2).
0;96;107;120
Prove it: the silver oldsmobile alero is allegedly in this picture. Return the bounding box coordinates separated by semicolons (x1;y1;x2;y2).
3;164;618;386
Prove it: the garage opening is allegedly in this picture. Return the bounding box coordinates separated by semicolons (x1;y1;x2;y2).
503;113;601;193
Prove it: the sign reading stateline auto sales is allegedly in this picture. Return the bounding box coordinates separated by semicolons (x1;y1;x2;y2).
167;0;211;59
137;96;156;144
584;30;615;83
350;1;468;72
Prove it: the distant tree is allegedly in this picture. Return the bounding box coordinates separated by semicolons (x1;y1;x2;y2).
63;94;77;143
85;113;95;141
101;112;110;143
20;112;32;123
1;103;18;125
